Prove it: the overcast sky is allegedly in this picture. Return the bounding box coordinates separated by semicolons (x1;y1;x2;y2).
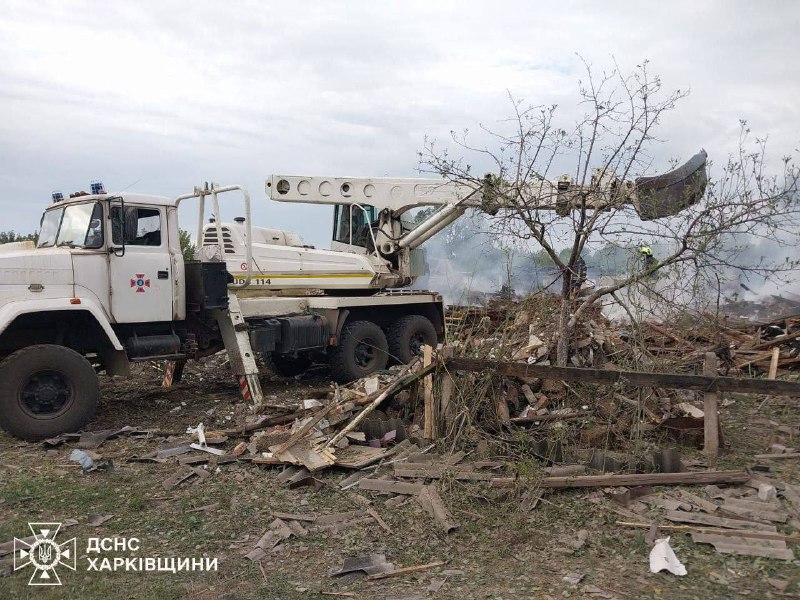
1;0;797;247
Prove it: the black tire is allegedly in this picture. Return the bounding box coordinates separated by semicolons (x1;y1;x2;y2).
0;345;99;441
267;353;313;377
329;320;388;383
386;315;438;364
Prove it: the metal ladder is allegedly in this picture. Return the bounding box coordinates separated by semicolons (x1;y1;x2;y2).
213;292;264;407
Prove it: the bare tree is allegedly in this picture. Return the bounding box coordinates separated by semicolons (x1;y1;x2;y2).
420;59;800;366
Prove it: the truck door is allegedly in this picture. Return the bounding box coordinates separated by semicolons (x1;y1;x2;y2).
108;203;174;323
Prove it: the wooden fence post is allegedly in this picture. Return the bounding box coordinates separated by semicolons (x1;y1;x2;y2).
422;345;436;440
704;352;720;466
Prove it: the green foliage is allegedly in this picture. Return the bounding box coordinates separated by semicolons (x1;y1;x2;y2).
179;229;195;261
529;248;555;268
0;231;37;244
586;243;631;274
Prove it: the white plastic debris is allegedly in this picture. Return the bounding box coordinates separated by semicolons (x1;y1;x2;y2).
69;449;95;472
187;422;207;446
675;402;704;418
364;376;380;395
649;537;687;576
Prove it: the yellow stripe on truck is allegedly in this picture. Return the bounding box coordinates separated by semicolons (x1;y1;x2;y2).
234;273;372;279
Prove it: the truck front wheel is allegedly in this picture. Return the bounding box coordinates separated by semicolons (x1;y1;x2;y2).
329;320;389;382
387;315;438;364
0;345;99;441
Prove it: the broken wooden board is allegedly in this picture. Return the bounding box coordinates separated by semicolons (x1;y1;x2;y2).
691;532;794;560
280;442;336;472
333;445;392;469
406;451;465;465
358;479;425;496
664;510;778;532
721;498;788;523
245;518;294;561
162;468;196;490
272;512;318;523
677;490;719;513
393;464;492;481
417;486;459;533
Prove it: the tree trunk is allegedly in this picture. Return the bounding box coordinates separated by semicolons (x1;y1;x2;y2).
555;281;572;366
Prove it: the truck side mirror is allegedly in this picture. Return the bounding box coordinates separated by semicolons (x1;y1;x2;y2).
109;197;126;257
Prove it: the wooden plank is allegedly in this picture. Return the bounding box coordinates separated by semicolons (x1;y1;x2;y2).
334;446;392;469
446;358;800;396
439;346;454;435
768;347;780;379
735;350;778;369
490;470;750;489
616;521;797;542
417;486;459;533
423;345;435;440
663;509;778;532
678;490;719;514
358;479;425;495
704;353;720;466
721;499;788;523
394;466;493;481
691;533;794;560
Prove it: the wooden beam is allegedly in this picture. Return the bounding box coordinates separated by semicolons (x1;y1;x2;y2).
490;470;750;489
446;358;800;397
768;347;780;380
704;353;720;466
422;345;435;440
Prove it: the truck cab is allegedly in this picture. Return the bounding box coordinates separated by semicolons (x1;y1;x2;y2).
0;182;445;442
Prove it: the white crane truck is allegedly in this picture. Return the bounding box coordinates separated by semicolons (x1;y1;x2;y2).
0;151;707;440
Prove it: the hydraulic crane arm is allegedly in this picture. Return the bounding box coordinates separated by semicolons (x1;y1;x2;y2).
266;149;707;257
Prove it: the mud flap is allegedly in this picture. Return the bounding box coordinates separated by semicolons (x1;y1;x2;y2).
635;150;708;220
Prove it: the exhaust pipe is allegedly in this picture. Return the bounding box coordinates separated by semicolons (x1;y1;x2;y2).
634;149;708;220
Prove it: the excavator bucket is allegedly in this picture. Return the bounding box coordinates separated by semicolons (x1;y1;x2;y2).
634;150;708;220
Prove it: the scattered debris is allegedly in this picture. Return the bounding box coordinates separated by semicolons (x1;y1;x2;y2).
87;514;114;527
691;532;794;560
366;560;446;581
417;486;459;533
329;554;395;577
649;537;687;576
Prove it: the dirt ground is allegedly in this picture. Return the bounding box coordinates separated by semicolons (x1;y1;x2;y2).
1;357;798;600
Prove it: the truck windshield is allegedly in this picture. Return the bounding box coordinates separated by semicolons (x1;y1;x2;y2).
37;203;104;249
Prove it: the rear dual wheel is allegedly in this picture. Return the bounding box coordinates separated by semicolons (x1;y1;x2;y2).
329;320;389;383
328;316;438;382
386;315;438;364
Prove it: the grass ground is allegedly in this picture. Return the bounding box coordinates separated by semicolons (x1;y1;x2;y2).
0;361;798;599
